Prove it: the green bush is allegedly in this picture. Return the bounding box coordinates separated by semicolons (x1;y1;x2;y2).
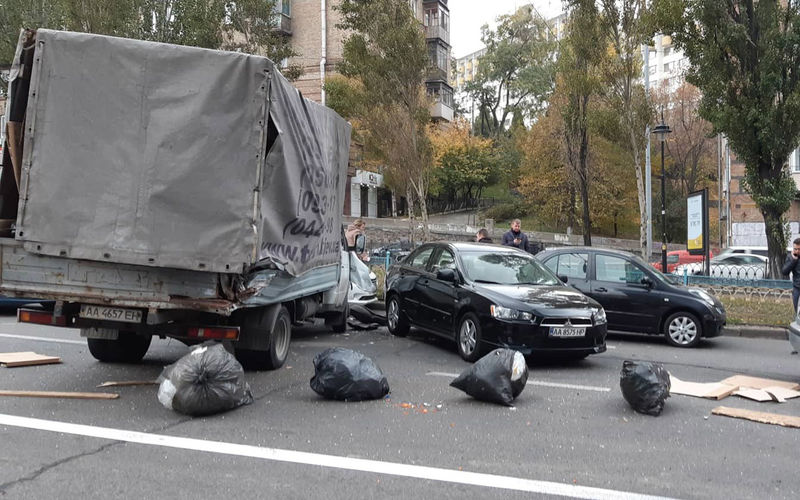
370;265;387;301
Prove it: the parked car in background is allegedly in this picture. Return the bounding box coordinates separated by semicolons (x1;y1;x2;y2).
385;242;607;362
0;296;54;309
674;253;768;279
370;240;416;262
537;247;726;347
650;250;714;273
715;246;768;258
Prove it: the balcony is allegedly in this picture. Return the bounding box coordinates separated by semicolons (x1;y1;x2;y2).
272;13;291;35
424;24;449;45
430;100;453;122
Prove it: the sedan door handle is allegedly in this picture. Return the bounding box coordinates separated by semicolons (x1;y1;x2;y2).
595;287;607;292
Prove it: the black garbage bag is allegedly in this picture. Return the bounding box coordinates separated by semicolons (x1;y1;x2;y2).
450;349;528;406
619;360;671;416
310;348;390;401
157;342;253;416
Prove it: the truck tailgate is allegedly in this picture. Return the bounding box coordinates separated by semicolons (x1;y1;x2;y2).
0;239;234;313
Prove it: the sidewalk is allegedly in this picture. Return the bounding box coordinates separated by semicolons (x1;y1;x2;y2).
722;325;788;340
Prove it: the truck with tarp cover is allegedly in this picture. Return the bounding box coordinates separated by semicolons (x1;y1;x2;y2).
0;29;353;369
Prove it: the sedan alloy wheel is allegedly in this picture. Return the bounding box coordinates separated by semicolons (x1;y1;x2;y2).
457;312;485;362
664;312;701;347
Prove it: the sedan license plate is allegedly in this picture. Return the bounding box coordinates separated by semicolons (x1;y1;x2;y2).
549;326;586;337
80;305;143;324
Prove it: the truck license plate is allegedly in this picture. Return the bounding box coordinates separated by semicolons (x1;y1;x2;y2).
549;326;586;337
80;305;143;324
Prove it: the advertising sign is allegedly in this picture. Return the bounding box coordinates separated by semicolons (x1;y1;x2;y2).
687;189;707;256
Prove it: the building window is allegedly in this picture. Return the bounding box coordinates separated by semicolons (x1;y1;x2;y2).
664;46;671;57
274;0;290;17
409;0;417;16
649;65;656;75
663;62;671;72
791;148;800;173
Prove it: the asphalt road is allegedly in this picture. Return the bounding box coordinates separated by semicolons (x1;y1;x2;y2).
1;313;799;500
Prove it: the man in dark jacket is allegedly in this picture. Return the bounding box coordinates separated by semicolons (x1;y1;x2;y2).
476;228;493;243
501;219;531;252
782;237;800;312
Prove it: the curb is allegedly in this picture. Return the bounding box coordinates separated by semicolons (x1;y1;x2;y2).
722;325;788;340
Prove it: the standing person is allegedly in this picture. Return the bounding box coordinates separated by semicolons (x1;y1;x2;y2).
345;218;368;261
475;228;493;243
782;237;800;312
501;219;531;252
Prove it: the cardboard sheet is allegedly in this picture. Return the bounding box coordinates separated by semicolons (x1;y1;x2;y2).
669;375;737;400
0;351;61;367
719;375;800;391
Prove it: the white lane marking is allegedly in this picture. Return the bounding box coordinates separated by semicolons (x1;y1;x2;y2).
427;372;611;393
0;413;673;500
607;345;617;349
0;333;85;345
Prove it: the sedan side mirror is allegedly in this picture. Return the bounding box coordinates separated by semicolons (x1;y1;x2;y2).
558;275;568;284
640;276;654;288
436;268;457;283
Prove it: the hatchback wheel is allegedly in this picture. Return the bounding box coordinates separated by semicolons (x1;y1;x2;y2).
386;295;409;337
456;312;486;362
664;312;702;347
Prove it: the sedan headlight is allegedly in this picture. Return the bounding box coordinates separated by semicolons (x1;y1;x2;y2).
490;305;533;321
688;288;715;307
593;307;607;325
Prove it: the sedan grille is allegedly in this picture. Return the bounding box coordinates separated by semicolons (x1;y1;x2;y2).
539;317;592;327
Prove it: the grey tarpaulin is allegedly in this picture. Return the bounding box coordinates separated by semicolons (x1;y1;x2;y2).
15;30;350;276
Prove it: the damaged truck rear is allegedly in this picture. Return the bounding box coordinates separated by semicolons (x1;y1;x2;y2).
0;30;352;369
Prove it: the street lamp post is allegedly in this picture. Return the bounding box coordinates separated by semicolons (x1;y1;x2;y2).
652;119;671;274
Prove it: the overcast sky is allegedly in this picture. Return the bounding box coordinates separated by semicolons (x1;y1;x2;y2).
449;0;564;58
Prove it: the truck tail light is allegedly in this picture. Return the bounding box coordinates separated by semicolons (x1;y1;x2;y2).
18;308;68;327
186;326;239;340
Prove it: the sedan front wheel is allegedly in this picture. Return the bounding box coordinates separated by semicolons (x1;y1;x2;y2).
664;312;702;347
456;312;486;362
386;295;409;337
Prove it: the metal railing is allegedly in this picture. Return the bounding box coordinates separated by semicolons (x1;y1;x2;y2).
676;267;791;289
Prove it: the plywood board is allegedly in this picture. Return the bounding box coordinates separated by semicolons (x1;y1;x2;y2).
96;380;157;388
719;375;800;391
0;390;119;399
669;375;737;400
712;406;800;428
0;351;61;367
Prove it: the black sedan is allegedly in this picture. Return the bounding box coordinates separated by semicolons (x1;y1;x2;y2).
385;242;607;362
537;247;726;347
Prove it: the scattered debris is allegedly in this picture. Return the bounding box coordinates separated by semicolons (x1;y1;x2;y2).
669;376;735;400
0;351;61;368
733;387;800;403
0;390;118;399
670;374;800;403
620;360;670;416
712;406;800;428
97;380;157;388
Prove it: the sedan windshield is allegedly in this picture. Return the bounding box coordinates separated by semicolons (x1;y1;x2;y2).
460;251;561;286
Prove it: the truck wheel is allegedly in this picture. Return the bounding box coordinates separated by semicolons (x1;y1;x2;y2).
237;306;292;370
86;331;152;363
327;302;349;333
